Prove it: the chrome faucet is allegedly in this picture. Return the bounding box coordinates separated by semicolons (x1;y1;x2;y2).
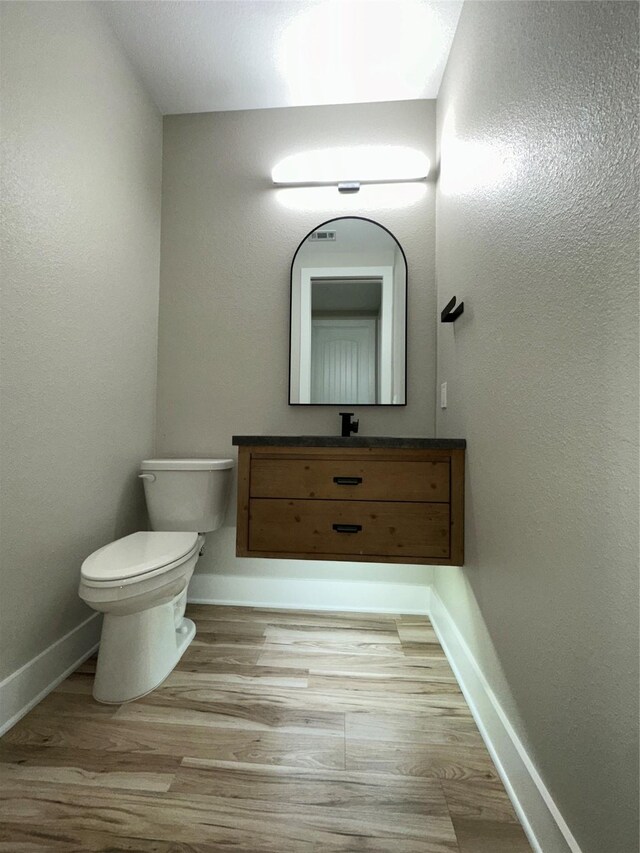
339;412;359;438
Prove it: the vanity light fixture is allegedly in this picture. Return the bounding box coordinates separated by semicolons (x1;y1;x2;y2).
272;146;430;192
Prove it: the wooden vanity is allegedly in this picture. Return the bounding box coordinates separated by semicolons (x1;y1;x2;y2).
232;437;465;566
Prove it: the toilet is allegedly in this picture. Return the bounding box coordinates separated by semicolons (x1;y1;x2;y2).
79;458;234;704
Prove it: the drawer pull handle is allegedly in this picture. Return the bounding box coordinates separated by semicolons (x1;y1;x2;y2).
333;476;363;486
332;523;362;534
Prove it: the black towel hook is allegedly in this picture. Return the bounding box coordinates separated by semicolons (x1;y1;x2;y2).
441;295;464;323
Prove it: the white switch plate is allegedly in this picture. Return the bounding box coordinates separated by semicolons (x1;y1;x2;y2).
440;382;447;408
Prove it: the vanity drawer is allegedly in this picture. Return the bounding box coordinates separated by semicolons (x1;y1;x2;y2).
250;458;450;502
248;499;450;559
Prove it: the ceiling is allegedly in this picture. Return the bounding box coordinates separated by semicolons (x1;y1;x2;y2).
100;1;463;115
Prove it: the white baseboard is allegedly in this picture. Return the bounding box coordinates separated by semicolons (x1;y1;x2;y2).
0;614;102;736
188;573;430;615
428;589;583;853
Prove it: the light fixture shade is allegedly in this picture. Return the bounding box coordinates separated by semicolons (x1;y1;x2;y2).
272;146;430;186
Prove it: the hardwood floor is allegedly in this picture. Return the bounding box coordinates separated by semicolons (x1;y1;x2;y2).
0;605;532;852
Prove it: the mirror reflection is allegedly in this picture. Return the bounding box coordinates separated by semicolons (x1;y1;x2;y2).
289;217;407;405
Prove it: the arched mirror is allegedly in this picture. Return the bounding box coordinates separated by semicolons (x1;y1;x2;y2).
289;217;407;406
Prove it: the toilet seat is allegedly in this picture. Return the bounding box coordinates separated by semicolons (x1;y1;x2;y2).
81;531;199;587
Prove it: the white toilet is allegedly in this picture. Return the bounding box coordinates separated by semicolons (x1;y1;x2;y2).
79;458;234;704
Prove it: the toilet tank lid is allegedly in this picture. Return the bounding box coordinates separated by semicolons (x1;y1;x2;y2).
140;458;234;471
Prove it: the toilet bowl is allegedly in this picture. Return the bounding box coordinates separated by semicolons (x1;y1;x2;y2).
79;458;233;703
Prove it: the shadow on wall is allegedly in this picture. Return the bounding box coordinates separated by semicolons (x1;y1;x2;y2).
111;471;149;542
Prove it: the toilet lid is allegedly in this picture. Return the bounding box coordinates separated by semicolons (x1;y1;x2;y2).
81;531;199;583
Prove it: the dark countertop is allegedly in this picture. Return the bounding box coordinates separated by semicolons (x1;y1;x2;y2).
232;435;466;449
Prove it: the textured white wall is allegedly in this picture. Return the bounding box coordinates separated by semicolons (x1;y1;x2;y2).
434;3;639;851
157;100;437;601
0;2;162;680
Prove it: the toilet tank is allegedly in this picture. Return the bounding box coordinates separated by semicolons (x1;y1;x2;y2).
139;459;234;533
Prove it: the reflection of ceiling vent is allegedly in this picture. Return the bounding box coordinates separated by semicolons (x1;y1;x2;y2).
310;230;336;241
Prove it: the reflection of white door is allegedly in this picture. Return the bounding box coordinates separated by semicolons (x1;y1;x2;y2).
311;318;376;404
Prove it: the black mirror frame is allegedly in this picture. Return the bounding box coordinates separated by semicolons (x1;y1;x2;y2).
288;216;408;407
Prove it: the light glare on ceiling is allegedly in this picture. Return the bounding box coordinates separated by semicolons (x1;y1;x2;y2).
279;0;444;108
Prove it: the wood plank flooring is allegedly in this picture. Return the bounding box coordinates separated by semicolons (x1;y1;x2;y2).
0;605;532;852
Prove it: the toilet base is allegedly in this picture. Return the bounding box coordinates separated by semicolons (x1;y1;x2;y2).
93;600;196;704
